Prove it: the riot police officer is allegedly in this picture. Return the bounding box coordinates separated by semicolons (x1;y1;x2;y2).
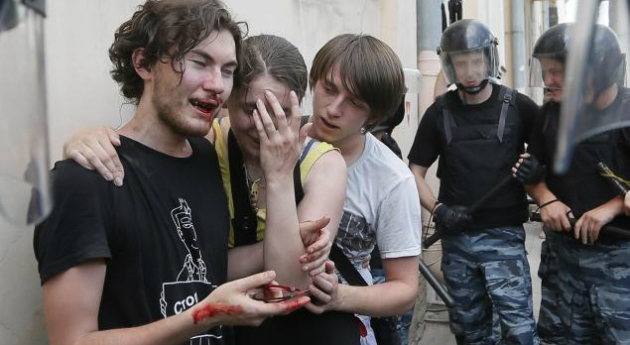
517;23;630;344
408;19;540;344
516;23;571;345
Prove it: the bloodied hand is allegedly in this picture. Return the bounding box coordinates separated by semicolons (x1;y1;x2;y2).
191;271;309;327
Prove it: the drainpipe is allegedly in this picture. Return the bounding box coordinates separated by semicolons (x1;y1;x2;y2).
417;0;442;53
511;0;526;92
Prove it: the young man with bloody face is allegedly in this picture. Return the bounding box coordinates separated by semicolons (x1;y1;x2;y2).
33;2;324;345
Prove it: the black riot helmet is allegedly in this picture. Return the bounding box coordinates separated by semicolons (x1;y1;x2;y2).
437;19;500;94
554;22;627;174
529;23;571;89
533;23;571;61
588;24;625;94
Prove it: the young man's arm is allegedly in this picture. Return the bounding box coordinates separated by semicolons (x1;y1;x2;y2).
525;182;572;231
409;164;439;212
43;261;306;345
520;105;572;232
334;256;419;316
573;196;624;244
313;175;421;316
227;217;333;281
408;102;442;213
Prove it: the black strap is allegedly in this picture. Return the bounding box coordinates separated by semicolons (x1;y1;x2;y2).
440;87;516;145
329;245;369;286
497;86;515;143
228;130;304;247
438;95;456;145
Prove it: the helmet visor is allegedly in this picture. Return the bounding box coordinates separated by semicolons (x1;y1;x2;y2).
441;46;499;87
529;55;565;89
530;56;565;103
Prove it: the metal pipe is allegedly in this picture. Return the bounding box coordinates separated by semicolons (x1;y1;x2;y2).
419;259;454;307
511;0;526;91
416;0;442;52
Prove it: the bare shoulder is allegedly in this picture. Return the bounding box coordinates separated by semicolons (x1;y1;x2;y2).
305;145;347;183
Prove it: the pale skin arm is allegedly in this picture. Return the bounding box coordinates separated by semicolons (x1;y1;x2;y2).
227;243;264;281
43;260;307;345
409;163;440;212
227;217;333;281
524;182;572;231
306;166;422;316
525;179;623;244
305;257;419;316
253;90;346;288
296;151;345;275
574;196;623;244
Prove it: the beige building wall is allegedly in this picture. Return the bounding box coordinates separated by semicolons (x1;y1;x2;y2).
0;1;419;344
380;0;421;161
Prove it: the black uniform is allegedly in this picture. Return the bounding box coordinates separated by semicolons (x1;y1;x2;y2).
527;87;630;344
34;136;232;345
408;83;540;344
409;84;538;227
529;94;630;233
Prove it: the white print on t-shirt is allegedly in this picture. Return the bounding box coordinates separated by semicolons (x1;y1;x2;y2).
171;198;207;281
160;198;222;344
336;211;373;263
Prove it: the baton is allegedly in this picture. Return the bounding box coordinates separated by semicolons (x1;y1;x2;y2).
423;175;514;248
529;212;630;239
418;259;454;307
597;162;630;196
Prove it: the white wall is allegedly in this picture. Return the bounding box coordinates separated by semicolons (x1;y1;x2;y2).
382;0;421;163
1;1;420;344
44;0;384;164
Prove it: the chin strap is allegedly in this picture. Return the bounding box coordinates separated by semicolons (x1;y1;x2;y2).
456;78;490;95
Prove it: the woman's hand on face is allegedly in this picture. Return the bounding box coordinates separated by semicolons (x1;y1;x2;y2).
252;90;308;182
63;127;124;186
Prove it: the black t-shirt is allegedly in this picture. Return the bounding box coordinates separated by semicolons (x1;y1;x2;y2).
409;84;538;168
529;91;630;235
34;136;231;345
408;84;539;228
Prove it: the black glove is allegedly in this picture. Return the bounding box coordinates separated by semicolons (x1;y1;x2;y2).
433;204;472;234
514;155;545;184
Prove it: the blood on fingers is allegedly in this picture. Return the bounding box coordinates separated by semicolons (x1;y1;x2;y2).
192;303;244;324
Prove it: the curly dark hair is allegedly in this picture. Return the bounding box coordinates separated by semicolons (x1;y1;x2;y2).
233;35;308;102
109;0;247;103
